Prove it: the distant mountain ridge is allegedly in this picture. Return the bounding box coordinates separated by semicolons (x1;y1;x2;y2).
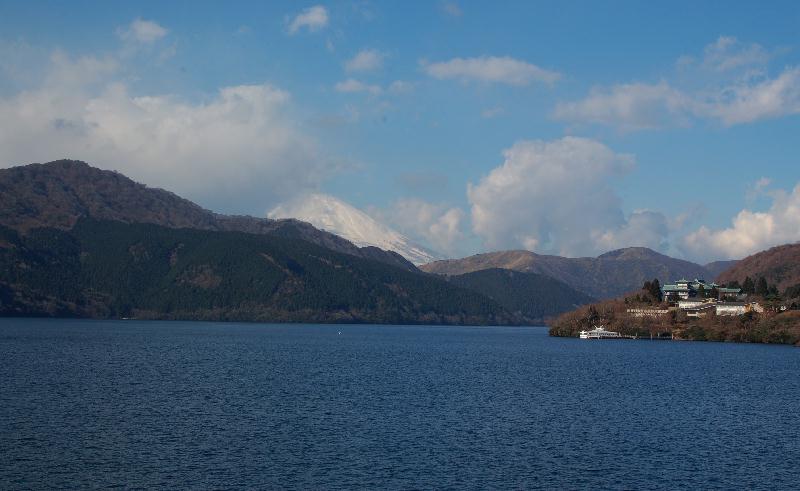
702;260;739;281
0;160;416;271
421;247;734;300
717;243;800;291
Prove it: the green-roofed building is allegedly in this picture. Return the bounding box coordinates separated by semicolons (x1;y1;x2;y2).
661;278;742;303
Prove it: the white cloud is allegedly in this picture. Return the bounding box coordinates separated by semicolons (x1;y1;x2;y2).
467;137;669;256
592;210;670;253
695;67;800;125
423;56;560;86
0;52;333;214
557;38;800;129
682;182;800;261
373;199;466;256
46;50;119;89
345;49;385;72
556;68;800;129
440;1;463;17
701;36;770;72
117;18;168;44
553;81;692;130
334;78;382;95
746;176;772;203
287;5;329;35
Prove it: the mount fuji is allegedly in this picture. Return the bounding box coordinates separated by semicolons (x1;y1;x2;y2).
269;194;441;265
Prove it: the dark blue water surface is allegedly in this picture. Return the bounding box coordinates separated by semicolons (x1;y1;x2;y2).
1;318;798;489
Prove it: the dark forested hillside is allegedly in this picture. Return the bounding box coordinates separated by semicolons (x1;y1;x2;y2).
446;268;595;322
0;219;526;325
0;160;417;271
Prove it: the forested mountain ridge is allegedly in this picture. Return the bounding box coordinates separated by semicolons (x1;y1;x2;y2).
422;247;728;300
445;268;595;322
717;243;800;292
0;160;416;271
0;219;522;324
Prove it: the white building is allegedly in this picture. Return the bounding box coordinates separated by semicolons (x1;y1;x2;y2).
715;302;751;316
627;308;670;318
678;299;708;310
684;304;716;318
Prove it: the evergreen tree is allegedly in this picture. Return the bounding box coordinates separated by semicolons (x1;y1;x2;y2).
742;276;755;294
710;286;719;299
727;280;741;289
587;305;600;325
756;276;769;296
650;279;662;302
785;284;800;299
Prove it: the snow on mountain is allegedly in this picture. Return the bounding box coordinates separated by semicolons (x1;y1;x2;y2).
268;194;441;265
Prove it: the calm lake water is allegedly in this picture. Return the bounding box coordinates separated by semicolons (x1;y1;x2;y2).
1;318;798;489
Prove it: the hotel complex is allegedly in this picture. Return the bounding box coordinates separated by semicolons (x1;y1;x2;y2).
661;278;742;302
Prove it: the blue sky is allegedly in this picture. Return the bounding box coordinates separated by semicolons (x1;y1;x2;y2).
1;1;799;262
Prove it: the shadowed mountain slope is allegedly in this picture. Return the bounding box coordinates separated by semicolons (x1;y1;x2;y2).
0;219;523;324
446;268;595;322
0;160;416;271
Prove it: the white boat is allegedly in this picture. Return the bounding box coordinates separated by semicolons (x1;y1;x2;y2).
579;326;621;339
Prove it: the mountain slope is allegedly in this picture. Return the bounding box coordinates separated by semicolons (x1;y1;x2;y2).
269;193;439;265
716;243;800;291
0;160;416;271
0;219;522;325
446;268;595;322
421;247;713;299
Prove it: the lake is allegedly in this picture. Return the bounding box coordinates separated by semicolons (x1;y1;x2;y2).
1;318;798;489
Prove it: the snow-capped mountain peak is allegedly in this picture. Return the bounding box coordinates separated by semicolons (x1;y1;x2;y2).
268;194;440;265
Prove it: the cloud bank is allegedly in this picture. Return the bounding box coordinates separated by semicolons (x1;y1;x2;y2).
0;51;332;214
467;137;670;257
683;183;800;261
372;199;466;256
555;37;800;129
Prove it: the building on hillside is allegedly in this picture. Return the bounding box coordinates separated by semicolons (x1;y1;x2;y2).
716;302;746;316
717;287;743;300
662;278;694;301
627;308;670;318
716;302;763;316
684;303;716;318
677;299;708;310
662;278;742;303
